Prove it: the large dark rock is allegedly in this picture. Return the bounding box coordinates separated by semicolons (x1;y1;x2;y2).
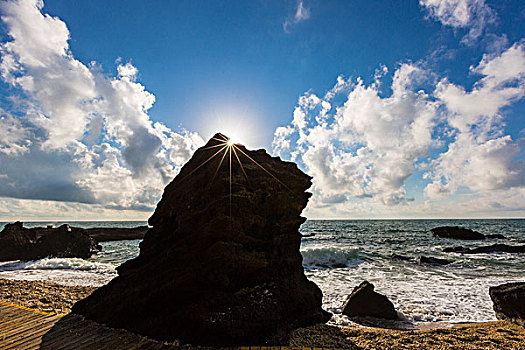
431;226;485;240
489;282;525;326
73;133;331;346
341;281;398;320
443;244;525;254
85;226;148;241
0;222;100;261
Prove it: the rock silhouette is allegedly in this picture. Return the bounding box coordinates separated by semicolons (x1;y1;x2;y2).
0;222;100;261
341;281;398;320
72;133;331;346
489;282;525;327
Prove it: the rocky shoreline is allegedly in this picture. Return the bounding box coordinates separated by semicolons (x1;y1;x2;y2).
1;277;524;349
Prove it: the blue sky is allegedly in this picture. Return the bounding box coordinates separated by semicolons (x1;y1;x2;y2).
0;0;523;220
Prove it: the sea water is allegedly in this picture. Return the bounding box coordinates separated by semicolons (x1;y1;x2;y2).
0;219;523;326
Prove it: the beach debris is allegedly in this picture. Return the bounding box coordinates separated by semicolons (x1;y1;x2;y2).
431;226;485;240
72;133;331;346
443;244;525;254
0;222;100;261
490;282;525;327
341;281;399;320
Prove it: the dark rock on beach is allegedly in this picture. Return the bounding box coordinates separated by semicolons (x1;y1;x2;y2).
431;226;485;240
418;256;452;265
85;226;148;242
489;282;525;327
443;244;525;254
342;281;398;320
73;133;331;346
0;222;100;261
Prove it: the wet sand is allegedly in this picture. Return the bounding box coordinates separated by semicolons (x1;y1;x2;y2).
1;278;524;349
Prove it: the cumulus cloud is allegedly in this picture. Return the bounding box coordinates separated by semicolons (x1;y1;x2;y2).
274;42;525;215
419;0;495;43
273;64;438;205
0;0;204;212
283;0;311;33
425;42;525;197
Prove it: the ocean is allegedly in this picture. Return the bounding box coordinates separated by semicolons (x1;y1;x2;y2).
1;219;524;327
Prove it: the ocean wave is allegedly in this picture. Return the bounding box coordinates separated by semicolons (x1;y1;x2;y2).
0;258;115;273
301;246;360;268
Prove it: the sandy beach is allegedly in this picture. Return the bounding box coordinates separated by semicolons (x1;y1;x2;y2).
1;277;524;349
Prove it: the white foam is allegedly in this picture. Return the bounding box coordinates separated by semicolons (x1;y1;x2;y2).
305;261;525;327
0;258;117;286
301;246;361;268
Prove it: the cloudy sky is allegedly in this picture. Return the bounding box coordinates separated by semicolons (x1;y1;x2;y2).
0;0;523;220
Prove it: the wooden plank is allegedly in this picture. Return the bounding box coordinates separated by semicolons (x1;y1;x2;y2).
0;317;50;339
1;315;60;340
2;321;57;350
0;309;41;327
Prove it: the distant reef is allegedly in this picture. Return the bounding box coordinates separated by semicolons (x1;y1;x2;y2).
431;226;486;240
85;226;147;242
0;222;100;261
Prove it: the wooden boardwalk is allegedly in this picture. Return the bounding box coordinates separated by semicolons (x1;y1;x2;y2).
0;301;175;349
0;301;345;350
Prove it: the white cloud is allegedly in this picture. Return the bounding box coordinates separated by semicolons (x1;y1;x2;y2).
0;0;204;212
425;42;525;197
283;0;311;33
419;0;495;43
274;42;525;217
274;64;438;206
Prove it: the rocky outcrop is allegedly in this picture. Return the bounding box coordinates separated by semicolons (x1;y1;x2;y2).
73;133;331;346
431;226;485;240
85;226;148;242
341;281;398;320
489;282;525;326
0;222;100;261
443;244;525;254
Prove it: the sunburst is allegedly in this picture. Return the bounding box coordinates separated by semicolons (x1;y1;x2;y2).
179;133;291;230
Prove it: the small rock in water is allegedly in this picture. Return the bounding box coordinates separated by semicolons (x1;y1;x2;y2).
489;282;525;327
485;234;506;239
391;254;412;261
443;244;525;254
442;246;468;253
431;226;485;240
341;281;398;320
418;256;452;265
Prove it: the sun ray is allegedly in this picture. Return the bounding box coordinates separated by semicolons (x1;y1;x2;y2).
229;145;232;228
233;145;293;192
232;146;248;180
201;143;228;151
210;145;229;185
177;144;228;184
